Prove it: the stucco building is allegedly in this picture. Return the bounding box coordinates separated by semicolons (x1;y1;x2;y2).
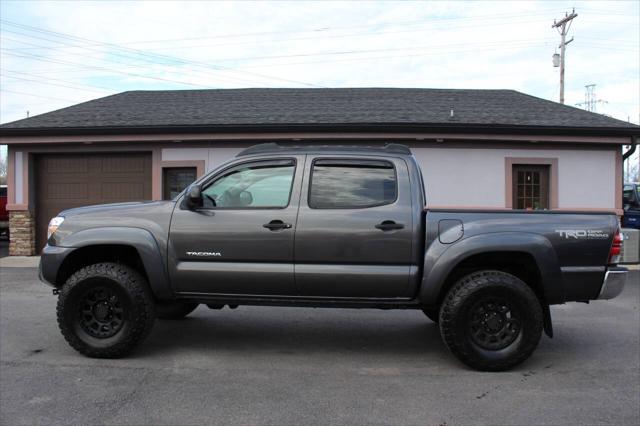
1;88;638;255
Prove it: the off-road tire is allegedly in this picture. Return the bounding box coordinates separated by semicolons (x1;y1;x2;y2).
57;262;156;358
156;301;198;320
439;270;543;371
421;307;439;323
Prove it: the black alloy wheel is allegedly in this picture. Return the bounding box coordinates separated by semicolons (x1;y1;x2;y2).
77;286;125;338
467;297;522;351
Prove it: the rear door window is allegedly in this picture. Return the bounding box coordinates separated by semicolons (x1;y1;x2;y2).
309;159;397;209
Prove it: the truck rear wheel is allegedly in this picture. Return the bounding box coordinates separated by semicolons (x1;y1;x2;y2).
156;301;198;320
56;263;156;358
439;270;543;371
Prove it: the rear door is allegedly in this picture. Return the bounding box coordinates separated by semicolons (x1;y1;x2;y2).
294;155;415;298
168;156;304;296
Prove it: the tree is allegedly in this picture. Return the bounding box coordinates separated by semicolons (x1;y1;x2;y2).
0;154;6;185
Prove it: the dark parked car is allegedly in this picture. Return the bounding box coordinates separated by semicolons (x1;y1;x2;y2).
0;185;8;239
623;183;640;230
39;144;627;371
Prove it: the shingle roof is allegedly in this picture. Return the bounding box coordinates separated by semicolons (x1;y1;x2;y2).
1;88;638;135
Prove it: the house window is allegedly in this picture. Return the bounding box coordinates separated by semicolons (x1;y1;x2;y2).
163;167;197;200
512;165;550;210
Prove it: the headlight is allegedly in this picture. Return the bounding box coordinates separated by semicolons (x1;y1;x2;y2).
47;216;65;239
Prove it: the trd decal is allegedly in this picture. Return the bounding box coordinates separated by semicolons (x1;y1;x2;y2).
555;230;609;239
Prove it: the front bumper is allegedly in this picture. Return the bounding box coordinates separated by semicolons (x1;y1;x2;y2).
597;267;628;300
39;244;76;287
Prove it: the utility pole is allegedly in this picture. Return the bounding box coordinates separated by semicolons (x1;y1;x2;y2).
552;9;578;104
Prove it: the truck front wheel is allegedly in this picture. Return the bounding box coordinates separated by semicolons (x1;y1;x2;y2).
56;263;156;358
439;270;543;371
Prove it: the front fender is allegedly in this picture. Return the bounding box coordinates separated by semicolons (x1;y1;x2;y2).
419;232;564;306
55;227;172;299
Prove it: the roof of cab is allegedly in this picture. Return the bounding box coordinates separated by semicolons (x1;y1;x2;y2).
236;142;412;157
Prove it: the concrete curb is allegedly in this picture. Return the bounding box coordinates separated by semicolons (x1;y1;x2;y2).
0;256;40;268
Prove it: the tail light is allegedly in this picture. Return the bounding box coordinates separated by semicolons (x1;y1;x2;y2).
609;229;623;264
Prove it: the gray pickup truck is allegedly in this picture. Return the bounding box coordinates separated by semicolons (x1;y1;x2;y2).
40;143;627;371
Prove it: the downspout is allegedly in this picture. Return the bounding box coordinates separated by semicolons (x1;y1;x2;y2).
622;136;638;162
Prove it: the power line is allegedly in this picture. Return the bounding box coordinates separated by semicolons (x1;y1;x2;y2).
1;73;111;94
1;30;275;87
0;89;78;102
160;38;556;63
0;9;566;50
1;39;556;76
1;16;556;53
2;50;219;89
0;25;559;84
0;34;270;87
226;42;554;69
0;30;556;69
0;19;324;88
1;68;120;92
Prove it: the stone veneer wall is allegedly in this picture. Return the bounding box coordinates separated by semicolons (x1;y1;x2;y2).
9;210;36;256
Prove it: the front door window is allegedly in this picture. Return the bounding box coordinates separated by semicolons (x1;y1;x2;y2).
201;160;294;208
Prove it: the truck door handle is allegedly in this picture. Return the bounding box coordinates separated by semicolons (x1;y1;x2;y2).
375;220;404;231
263;220;292;231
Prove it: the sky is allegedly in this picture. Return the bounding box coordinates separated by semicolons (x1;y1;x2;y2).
0;0;638;169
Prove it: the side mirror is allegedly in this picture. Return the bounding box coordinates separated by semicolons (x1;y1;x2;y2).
184;185;203;210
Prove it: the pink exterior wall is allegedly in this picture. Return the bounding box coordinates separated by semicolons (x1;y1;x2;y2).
2;132;629;215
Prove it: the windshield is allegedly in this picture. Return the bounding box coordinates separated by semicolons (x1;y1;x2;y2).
623;184;640;206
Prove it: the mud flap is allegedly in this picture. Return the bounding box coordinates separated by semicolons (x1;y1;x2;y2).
542;303;553;338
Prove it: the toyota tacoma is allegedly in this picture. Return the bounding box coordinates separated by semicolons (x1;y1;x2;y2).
39;143;627;371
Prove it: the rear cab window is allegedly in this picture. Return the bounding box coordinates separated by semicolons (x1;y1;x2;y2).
309;159;397;209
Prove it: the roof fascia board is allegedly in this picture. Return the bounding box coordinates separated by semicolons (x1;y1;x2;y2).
0;131;631;145
1;122;639;137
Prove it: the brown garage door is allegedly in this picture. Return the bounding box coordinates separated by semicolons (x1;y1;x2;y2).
35;153;152;250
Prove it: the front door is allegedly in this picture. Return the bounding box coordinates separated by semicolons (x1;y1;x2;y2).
168;156;304;296
294;156;415;298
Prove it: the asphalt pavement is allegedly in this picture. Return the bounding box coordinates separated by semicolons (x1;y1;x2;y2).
0;265;638;425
